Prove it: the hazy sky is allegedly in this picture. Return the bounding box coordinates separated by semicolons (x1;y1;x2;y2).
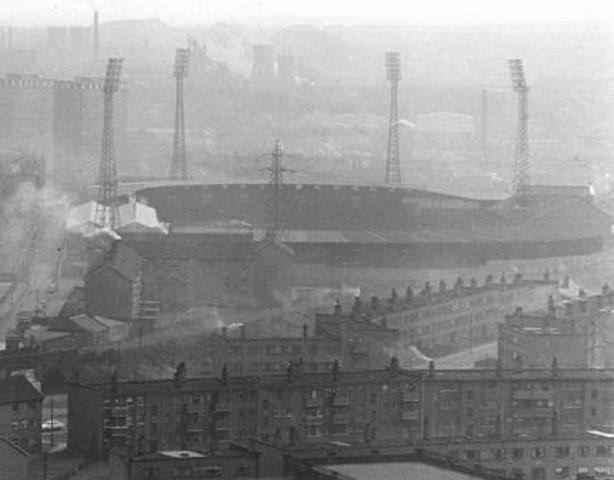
1;0;613;26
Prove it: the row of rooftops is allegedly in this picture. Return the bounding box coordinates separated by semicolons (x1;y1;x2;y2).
318;273;554;319
75;364;614;395
218;316;394;343
6;312;127;351
0;374;43;404
136;181;592;203
503;282;614;333
280;432;614;462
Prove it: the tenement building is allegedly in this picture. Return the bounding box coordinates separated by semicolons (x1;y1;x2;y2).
68;362;614;461
210;316;397;376
498;287;614;369
314;275;557;356
0;374;43;454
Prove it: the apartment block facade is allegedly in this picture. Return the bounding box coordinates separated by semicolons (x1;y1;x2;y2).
68;365;614;463
211;317;397;376
315;276;557;356
498;289;614;369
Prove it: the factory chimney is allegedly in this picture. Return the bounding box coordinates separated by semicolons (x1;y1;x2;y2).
93;11;99;61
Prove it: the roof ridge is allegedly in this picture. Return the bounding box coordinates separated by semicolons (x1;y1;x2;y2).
0;435;30;457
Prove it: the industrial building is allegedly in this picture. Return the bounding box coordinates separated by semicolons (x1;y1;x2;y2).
0;73;128;185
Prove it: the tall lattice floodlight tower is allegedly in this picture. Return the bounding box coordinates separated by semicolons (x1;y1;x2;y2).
265;140;287;241
508;58;530;197
169;48;190;180
95;57;123;230
385;51;402;184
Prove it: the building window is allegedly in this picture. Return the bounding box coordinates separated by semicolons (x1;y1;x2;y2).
512;448;524;460
466;390;474;400
236;465;251;476
531;467;545;480
591;389;599;399
143;467;159;479
511;469;525;480
466;450;479;460
595;445;612;457
531;447;545;459
577;446;590;457
555;446;570;458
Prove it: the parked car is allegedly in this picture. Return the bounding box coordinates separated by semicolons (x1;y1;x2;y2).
41;420;64;432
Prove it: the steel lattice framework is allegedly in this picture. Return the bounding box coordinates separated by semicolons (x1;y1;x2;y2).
169;48;190;180
385;51;402;184
508;58;530;198
265;140;287;241
95;57;123;229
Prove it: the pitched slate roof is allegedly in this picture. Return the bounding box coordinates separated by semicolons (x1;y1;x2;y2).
85;242;142;282
0;375;43;404
0;435;30;458
68;314;107;333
